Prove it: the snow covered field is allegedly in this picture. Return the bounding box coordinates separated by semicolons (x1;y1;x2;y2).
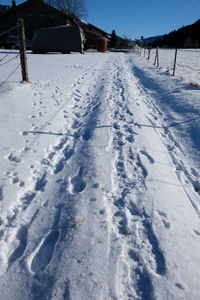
141;48;200;86
0;50;200;299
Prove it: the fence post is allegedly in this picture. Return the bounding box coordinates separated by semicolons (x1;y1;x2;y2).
17;18;29;83
148;48;151;60
172;48;178;76
154;48;159;67
154;49;157;66
156;47;159;67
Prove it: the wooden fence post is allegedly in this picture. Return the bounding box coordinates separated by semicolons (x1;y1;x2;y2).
154;48;159;67
173;48;178;76
17;18;29;83
148;49;151;60
156;47;159;67
154;49;157;66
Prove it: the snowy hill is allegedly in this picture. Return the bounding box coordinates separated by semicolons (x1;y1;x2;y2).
0;50;200;299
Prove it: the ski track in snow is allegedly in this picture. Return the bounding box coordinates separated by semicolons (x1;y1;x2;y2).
0;52;200;299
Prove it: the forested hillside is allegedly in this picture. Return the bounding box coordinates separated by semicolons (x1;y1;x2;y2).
151;19;200;48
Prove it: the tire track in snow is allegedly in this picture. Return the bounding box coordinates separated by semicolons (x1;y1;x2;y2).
105;55;166;299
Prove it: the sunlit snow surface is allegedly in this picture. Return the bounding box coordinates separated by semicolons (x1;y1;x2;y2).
142;48;200;85
0;50;200;299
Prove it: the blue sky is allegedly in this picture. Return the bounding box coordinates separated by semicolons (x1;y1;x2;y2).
1;0;200;39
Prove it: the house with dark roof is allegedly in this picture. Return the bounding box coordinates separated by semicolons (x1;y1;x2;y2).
0;4;10;15
0;0;74;39
0;0;110;50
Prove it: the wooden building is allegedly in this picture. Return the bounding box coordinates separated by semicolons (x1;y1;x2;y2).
84;23;110;49
0;0;73;39
0;5;10;15
0;0;110;50
75;18;110;49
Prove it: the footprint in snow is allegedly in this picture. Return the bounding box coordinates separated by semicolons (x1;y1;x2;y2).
89;197;96;202
21;191;36;209
72;119;82;129
126;135;134;143
157;210;171;229
34;173;47;192
30;206;63;274
99;209;106;215
140;150;155;164
128;249;140;262
8;172;25;188
91;183;100;189
175;283;185;290
74;112;81;118
113;123;120;130
54;159;65;174
7;153;21;163
0;186;4;201
82;128;92;141
8;225;28;268
193;229;200;236
31;230;60;274
191;168;200;178
23;146;31;152
69;166;86;194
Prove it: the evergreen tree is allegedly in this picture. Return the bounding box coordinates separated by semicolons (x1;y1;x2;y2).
147;19;200;48
110;30;117;48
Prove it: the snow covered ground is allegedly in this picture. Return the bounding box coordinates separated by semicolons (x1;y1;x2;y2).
0;50;200;299
141;48;200;86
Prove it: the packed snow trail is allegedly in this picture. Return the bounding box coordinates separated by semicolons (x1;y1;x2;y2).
0;52;200;299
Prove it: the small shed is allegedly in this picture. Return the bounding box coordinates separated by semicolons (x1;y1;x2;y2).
31;25;84;53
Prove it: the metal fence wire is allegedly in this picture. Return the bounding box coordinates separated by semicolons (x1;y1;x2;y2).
0;51;14;63
0;51;20;88
176;63;200;72
134;47;200;85
0;63;20;88
0;54;20;67
0;21;29;87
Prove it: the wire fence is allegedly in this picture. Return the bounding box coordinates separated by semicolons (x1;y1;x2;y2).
134;46;200;87
0;20;29;88
0;24;21;88
0;50;14;63
0;50;21;88
1;25;18;35
0;53;20;67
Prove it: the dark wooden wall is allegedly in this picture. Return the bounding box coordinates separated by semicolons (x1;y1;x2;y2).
0;1;69;39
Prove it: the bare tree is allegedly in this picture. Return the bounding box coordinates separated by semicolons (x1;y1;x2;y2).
44;0;88;18
44;0;56;6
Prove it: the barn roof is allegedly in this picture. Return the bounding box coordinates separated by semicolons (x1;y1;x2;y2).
0;0;70;20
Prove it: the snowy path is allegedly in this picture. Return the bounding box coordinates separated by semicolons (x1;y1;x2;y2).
0;52;200;299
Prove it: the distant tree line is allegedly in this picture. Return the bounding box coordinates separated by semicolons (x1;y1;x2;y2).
110;30;132;49
148;19;200;48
